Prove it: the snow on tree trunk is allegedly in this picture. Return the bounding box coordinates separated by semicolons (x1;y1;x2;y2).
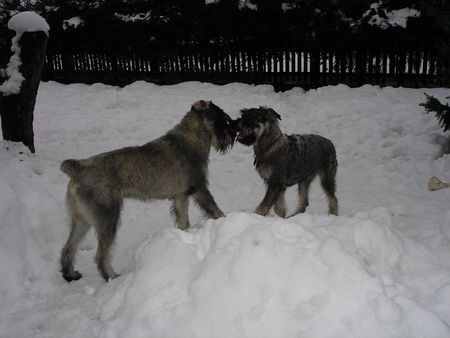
0;12;49;153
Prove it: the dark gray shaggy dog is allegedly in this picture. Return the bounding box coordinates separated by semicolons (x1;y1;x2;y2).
234;107;338;217
60;100;236;282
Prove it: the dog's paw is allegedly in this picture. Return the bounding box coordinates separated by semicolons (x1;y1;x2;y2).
62;270;82;282
177;223;190;231
255;207;267;216
101;271;121;282
212;210;225;219
106;273;121;282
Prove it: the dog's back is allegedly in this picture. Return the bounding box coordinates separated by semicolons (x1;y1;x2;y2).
271;134;335;185
288;134;337;167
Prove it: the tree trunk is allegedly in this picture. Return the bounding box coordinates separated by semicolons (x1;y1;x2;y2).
0;31;48;153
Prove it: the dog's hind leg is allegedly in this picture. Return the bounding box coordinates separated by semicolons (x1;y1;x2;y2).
60;217;91;282
292;175;315;216
93;200;122;281
193;187;225;219
319;167;338;216
274;189;287;218
61;182;92;282
76;186;122;281
171;194;190;230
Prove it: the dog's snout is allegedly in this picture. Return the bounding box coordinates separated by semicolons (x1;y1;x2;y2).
231;119;242;132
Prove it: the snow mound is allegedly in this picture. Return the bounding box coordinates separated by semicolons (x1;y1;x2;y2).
8;11;50;35
98;212;449;338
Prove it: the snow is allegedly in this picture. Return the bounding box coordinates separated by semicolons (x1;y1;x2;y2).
63;17;83;30
281;3;294;12
387;8;420;28
205;0;257;10
0;171;29;301
363;2;420;29
113;12;152;23
0;34;25;95
238;0;257;11
0;12;49;96
7;11;50;36
1;81;450;337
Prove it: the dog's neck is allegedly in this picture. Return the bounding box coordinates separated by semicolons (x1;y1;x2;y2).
253;124;284;163
169;112;212;156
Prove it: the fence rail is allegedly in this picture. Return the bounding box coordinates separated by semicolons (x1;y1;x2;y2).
42;45;444;90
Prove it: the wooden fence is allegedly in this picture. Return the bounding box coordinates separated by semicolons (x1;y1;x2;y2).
42;44;444;90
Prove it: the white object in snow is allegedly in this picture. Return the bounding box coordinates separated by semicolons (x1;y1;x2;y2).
428;176;450;191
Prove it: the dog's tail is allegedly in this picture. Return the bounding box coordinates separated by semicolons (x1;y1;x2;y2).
60;159;85;179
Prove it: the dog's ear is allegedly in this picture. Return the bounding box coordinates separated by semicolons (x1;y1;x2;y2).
263;107;282;121
240;108;249;116
192;100;210;112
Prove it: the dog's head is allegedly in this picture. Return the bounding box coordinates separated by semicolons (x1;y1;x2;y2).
191;100;236;153
234;107;281;146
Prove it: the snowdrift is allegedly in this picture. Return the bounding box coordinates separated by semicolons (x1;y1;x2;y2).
1;81;450;337
99;211;449;338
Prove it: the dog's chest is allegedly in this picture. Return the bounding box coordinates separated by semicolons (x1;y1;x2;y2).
256;163;273;181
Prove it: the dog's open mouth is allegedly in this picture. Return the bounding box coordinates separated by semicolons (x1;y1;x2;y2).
236;131;256;146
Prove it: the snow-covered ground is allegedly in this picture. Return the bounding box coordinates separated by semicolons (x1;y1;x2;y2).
1;81;450;337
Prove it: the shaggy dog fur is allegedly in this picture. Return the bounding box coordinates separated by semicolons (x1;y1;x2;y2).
60;100;236;281
234;107;338;217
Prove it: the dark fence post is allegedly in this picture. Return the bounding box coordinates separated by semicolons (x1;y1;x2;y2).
0;13;49;153
310;45;320;88
62;52;75;79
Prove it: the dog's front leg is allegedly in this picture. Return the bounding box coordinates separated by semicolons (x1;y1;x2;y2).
255;183;284;216
274;190;287;218
193;187;225;219
171;194;190;230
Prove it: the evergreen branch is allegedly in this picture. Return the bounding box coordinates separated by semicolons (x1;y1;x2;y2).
421;93;450;132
